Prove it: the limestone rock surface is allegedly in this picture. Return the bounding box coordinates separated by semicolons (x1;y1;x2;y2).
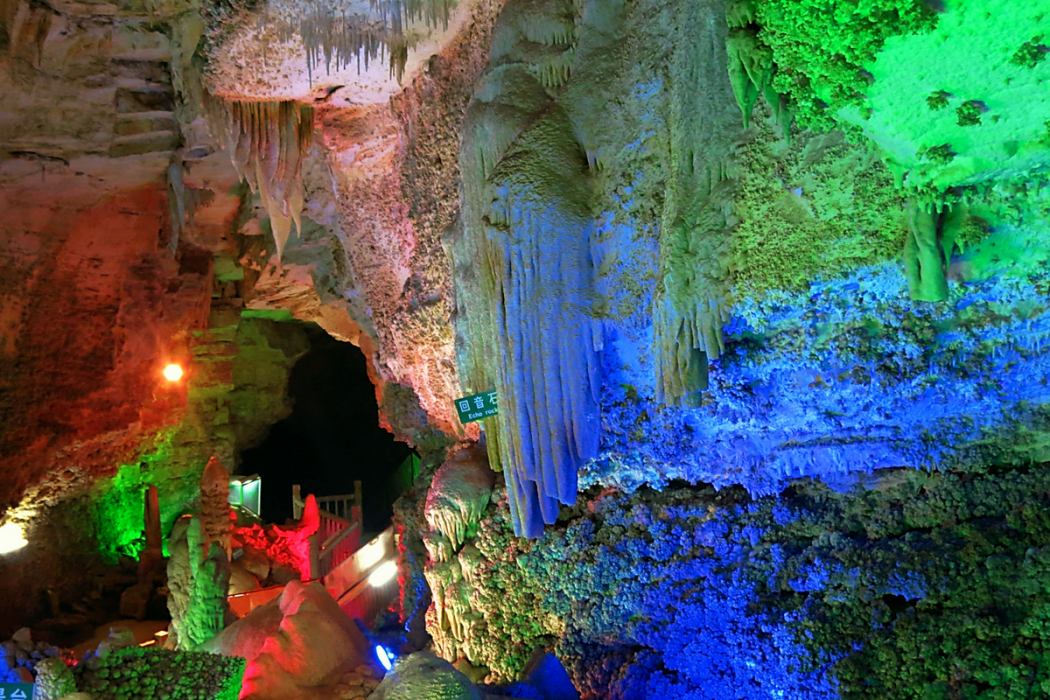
367;652;481;700
202;580;375;700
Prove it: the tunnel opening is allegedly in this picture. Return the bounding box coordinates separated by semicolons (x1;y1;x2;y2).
238;323;416;534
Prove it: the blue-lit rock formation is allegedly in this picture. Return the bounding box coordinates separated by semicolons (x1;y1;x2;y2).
456;0;603;537
452;0;1050;539
586;197;1050;496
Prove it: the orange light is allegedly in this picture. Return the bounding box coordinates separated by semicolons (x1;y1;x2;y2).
163;364;183;382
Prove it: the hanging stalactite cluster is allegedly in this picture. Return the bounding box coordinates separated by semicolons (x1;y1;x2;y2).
254;0;455;85
265;6;411;83
653;2;747;407
206;96;314;261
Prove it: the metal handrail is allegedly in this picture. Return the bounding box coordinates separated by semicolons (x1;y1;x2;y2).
292;482;363;521
319;520;360;562
292;482;364;579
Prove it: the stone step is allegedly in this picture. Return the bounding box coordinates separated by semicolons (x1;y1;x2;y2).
108;130;179;157
110;53;171;84
114;85;173;113
114;110;178;136
109;48;170;62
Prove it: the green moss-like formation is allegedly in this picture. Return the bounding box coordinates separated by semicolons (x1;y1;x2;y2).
749;0;937;131
919;144;955;166
926;90;950;111
956;100;983;127
75;648;245;700
835;2;1050;194
728;111;908;298
1011;35;1048;68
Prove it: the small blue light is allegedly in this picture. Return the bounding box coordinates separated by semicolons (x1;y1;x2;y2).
376;645;394;672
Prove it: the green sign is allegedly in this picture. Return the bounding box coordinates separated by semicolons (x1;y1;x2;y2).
455;390;498;424
0;684;33;700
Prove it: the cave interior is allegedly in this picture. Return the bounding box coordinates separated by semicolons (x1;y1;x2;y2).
2;0;1050;698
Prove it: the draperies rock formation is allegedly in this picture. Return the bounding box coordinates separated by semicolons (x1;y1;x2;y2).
454;0;748;536
456;0;603;538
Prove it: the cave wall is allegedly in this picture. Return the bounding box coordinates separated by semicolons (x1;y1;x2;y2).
424;0;1050;695
0;0;491;632
451;0;1050;535
0;0;319;633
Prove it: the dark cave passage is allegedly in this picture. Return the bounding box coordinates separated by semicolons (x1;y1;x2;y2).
239;324;416;533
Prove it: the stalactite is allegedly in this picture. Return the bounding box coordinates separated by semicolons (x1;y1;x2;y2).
904;200;965;302
424;455;495;551
423;529;453;563
455;0;596;538
531;48;575;89
724;0;790;136
654;0;747;407
258;0;456;86
206;96;313;261
654;163;735;406
476;106;601;538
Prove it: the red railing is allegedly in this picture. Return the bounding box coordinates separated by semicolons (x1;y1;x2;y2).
292;482;363;579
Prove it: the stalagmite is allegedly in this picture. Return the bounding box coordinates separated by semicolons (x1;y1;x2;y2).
200;456;233;559
186;516;233;648
167;514;233;650
424;451;495;551
138;484;163;580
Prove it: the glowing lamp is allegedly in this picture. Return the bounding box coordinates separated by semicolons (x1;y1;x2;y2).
356;537;385;570
163;364;183;382
375;645;394;672
369;561;398;587
0;522;28;555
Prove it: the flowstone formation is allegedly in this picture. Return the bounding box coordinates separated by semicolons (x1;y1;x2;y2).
426;461;1050;698
420;446;495;658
